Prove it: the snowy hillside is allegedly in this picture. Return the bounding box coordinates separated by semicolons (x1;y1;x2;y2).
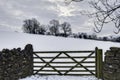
0;31;119;52
0;31;120;80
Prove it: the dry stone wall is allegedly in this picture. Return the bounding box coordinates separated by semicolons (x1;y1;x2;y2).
103;47;120;80
0;44;33;80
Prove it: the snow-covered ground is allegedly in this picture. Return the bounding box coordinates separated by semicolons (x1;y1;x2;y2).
0;31;119;52
20;75;98;80
0;31;120;80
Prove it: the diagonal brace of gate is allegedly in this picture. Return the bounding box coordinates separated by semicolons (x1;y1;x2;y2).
33;53;62;75
63;51;95;75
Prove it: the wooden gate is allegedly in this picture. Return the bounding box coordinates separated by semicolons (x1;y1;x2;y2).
33;47;103;79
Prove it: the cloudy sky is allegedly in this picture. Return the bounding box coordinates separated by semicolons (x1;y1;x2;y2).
0;0;119;36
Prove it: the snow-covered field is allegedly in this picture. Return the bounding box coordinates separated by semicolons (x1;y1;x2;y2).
0;31;119;52
20;75;98;80
0;31;120;80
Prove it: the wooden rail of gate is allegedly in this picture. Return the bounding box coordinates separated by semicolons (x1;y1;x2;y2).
33;47;103;79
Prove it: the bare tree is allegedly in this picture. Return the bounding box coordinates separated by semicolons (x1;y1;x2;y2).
49;19;60;36
89;0;120;34
23;18;40;34
61;22;72;37
65;0;120;34
37;25;47;35
65;0;83;5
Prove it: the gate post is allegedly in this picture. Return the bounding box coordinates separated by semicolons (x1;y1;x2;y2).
95;47;103;79
24;44;34;75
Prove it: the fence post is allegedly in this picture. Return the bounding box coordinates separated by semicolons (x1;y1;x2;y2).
24;44;34;75
95;47;103;79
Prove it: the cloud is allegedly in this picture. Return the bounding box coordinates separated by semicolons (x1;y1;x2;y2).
56;5;76;17
0;0;117;36
82;19;94;28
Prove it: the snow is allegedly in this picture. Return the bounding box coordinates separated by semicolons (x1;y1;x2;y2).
0;31;120;80
0;31;119;52
20;75;98;80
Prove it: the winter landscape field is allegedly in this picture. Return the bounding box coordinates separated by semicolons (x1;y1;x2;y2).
1;0;120;79
0;31;120;52
0;31;120;80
